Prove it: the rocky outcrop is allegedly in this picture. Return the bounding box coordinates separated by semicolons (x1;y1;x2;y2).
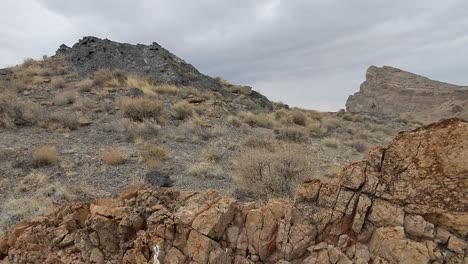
56;36;273;109
1;119;467;263
346;66;468;124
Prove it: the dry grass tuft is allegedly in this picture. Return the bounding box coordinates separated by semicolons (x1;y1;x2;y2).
126;75;155;95
54;91;76;106
0;93;18;129
102;148;126;165
76;79;94;92
243;135;276;152
227;115;242;127
233;147;310;200
173;101;195;120
50;112;79;130
118;118;160;141
238;111;276;128
323;137;340;148
275;127;309;143
93;68;120;87
187;163;224;179
33;146;58;166
51;77;66;89
139;144;168;163
121;97;164;122
201;146;225;163
155;84;179;95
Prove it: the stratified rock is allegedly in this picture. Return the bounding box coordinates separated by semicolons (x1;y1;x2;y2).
1;119;467;263
346;66;468;123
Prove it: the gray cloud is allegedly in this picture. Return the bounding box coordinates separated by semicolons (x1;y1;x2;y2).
1;0;468;110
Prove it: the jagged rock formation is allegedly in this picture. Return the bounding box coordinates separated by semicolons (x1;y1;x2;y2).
346;66;468;124
56;36;272;109
1;119;467;263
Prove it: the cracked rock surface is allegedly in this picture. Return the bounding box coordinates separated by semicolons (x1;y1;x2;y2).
0;118;467;263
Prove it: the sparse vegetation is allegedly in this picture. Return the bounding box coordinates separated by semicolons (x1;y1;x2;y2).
102;148;126;165
187;163;224;179
54;91;76;106
120;96;164;122
238;111;276;128
243;135;276;152
139;144;168;163
93;68;120;87
0;93;18;129
155;84;179;95
51;77;66;89
323;137;340;148
173;101;195;120
119;118;160;141
233;147;310;200
33;146;58;166
126;75;155;95
275;127;309;143
50;112;80;130
76;79;94;92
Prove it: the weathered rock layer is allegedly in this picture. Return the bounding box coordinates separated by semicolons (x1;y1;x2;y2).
1;119;467;263
346;66;468;124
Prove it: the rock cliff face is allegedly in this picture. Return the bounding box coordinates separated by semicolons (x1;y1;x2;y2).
346;66;468;124
1;119;467;263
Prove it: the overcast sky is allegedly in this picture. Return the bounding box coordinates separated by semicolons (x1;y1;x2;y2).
1;0;468;110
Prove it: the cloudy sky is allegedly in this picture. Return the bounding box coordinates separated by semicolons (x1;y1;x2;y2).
1;0;468;110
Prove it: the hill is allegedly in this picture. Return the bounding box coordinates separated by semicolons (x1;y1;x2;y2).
346;65;468;124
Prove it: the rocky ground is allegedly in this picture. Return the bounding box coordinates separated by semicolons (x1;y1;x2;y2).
0;118;466;263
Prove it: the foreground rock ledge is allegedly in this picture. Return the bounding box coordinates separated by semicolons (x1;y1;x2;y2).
1;119;467;263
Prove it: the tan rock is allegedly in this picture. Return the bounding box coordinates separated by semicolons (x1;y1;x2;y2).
351;195;372;233
368;199;404;227
295;179;321;203
90;204;117;218
447;235;467;254
404;215;434;239
191;197;236;239
187;230;219;263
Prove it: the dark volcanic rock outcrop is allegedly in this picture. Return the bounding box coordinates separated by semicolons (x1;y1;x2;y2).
346;66;468;124
1;119;467;263
56;36;221;90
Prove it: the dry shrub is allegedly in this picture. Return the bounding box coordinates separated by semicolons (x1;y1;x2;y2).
201;146;225;163
33;146;58;166
126;75;155;95
233;147;310;200
323;137;340;148
73;98;96;111
349;140;367;153
275;127;309;143
0;93;18;129
93;68;120;87
51;77;66;89
139;144;168;163
76;79;94;92
121;97;164;122
54;91;76;106
275;109;307;126
50;112;79;130
9;79;27;92
0;176;90;232
102;149;126;165
173;101;195;120
19;101;47;126
227;115;242;127
155;84;179;95
215;77;231;86
187;163;224;179
243;135;276;152
14;171;49;193
119;118;160;141
238;111;276;128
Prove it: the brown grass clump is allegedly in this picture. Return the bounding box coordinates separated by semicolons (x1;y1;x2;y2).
118;118;160;141
233;147;310;200
201;146;225;163
155;84;179;95
215;76;231;86
187;163;224;179
126;75;156;95
54;91;76;106
173;101;195;120
139;144;168;163
0;93;18;129
120;97;164;122
275;127;309;143
14;171;49;193
238;111;276;128
76;79;94;92
50;112;79;130
227;115;242;127
243;135;276;152
323;137;340;148
93;68;120;87
51;77;66;89
102;149;126;165
33;146;58;166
